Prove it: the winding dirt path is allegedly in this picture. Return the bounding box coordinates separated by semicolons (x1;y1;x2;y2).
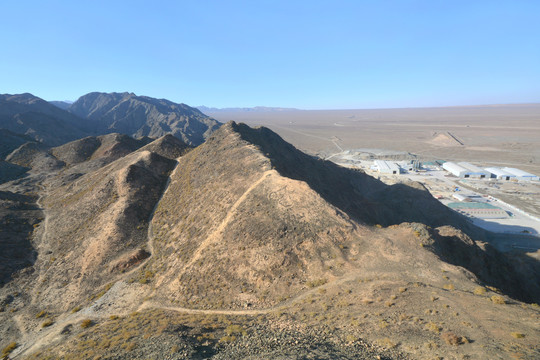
179;170;274;275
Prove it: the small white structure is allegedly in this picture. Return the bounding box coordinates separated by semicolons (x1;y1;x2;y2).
442;162;468;177
374;160;400;174
453;193;468;202
485;167;516;180
502;167;539;181
457;162;490;179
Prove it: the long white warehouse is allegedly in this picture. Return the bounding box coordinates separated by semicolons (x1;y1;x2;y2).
442;162;468;177
442;161;489;178
485;167;516;180
374;160;400;174
502;167;539;181
458;162;490;178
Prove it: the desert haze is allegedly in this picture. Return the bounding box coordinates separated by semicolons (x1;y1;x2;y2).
208;104;540;175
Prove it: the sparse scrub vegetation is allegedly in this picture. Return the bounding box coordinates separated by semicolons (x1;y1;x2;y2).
81;319;93;328
36;310;47;318
441;332;466;345
2;342;17;357
443;283;455;290
306;278;327;288
510;332;525;339
425;322;442;334
41;319;54;327
473;286;487;295
491;295;506;304
225;324;246;336
375;337;398;349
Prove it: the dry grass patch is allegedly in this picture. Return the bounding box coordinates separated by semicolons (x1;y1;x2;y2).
490;295;506;304
81;319;93;328
473;286;486;295
511;332;525;339
441;331;467;345
375;337;399;349
425;322;442;334
2;342;17;357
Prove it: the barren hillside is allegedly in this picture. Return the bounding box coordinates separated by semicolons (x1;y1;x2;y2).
0;123;538;360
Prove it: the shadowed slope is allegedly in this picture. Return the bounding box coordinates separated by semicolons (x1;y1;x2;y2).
0;93;90;146
69;92;221;146
149;122;538;310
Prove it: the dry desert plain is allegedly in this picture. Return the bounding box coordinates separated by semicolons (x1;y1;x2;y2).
207;104;540;176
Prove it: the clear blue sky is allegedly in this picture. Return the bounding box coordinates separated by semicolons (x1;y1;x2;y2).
1;0;539;109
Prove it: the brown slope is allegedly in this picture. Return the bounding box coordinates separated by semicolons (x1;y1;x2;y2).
27;149;176;313
6;142;64;172
147;122;538;312
50;133;152;166
135;134;191;160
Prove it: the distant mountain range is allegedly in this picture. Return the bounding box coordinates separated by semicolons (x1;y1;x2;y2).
70;92;220;145
197;105;299;113
0;92;220;152
48;100;73;110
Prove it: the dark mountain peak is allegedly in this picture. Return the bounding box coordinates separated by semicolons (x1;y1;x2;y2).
0;93;90;145
0;92;44;105
69;92;221;146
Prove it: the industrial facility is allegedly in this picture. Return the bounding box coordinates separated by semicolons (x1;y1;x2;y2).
374;160;400;174
442;162;489;178
502;167;539;181
485;167;516;180
447;202;509;219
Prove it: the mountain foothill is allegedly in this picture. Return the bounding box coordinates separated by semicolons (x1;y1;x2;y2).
0;93;538;359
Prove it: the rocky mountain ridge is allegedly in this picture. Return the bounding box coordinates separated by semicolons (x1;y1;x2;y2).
69;92;220;146
0;122;538;359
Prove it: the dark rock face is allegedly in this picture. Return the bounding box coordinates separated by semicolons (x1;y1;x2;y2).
0;191;40;287
0;129;34;160
69;92;221;146
0;93;90;146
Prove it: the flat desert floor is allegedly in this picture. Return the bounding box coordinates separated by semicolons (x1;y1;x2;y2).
208;104;540;175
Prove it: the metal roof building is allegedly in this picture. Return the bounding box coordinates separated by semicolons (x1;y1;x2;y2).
457;162;490;178
442;162;468;177
442;161;490;178
374;160;400;174
485;167;516;180
502;167;539;181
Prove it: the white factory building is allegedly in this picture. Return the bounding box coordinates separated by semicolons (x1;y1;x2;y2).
442;162;490;178
374;160;400;174
502;167;539;181
485;167;516;180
